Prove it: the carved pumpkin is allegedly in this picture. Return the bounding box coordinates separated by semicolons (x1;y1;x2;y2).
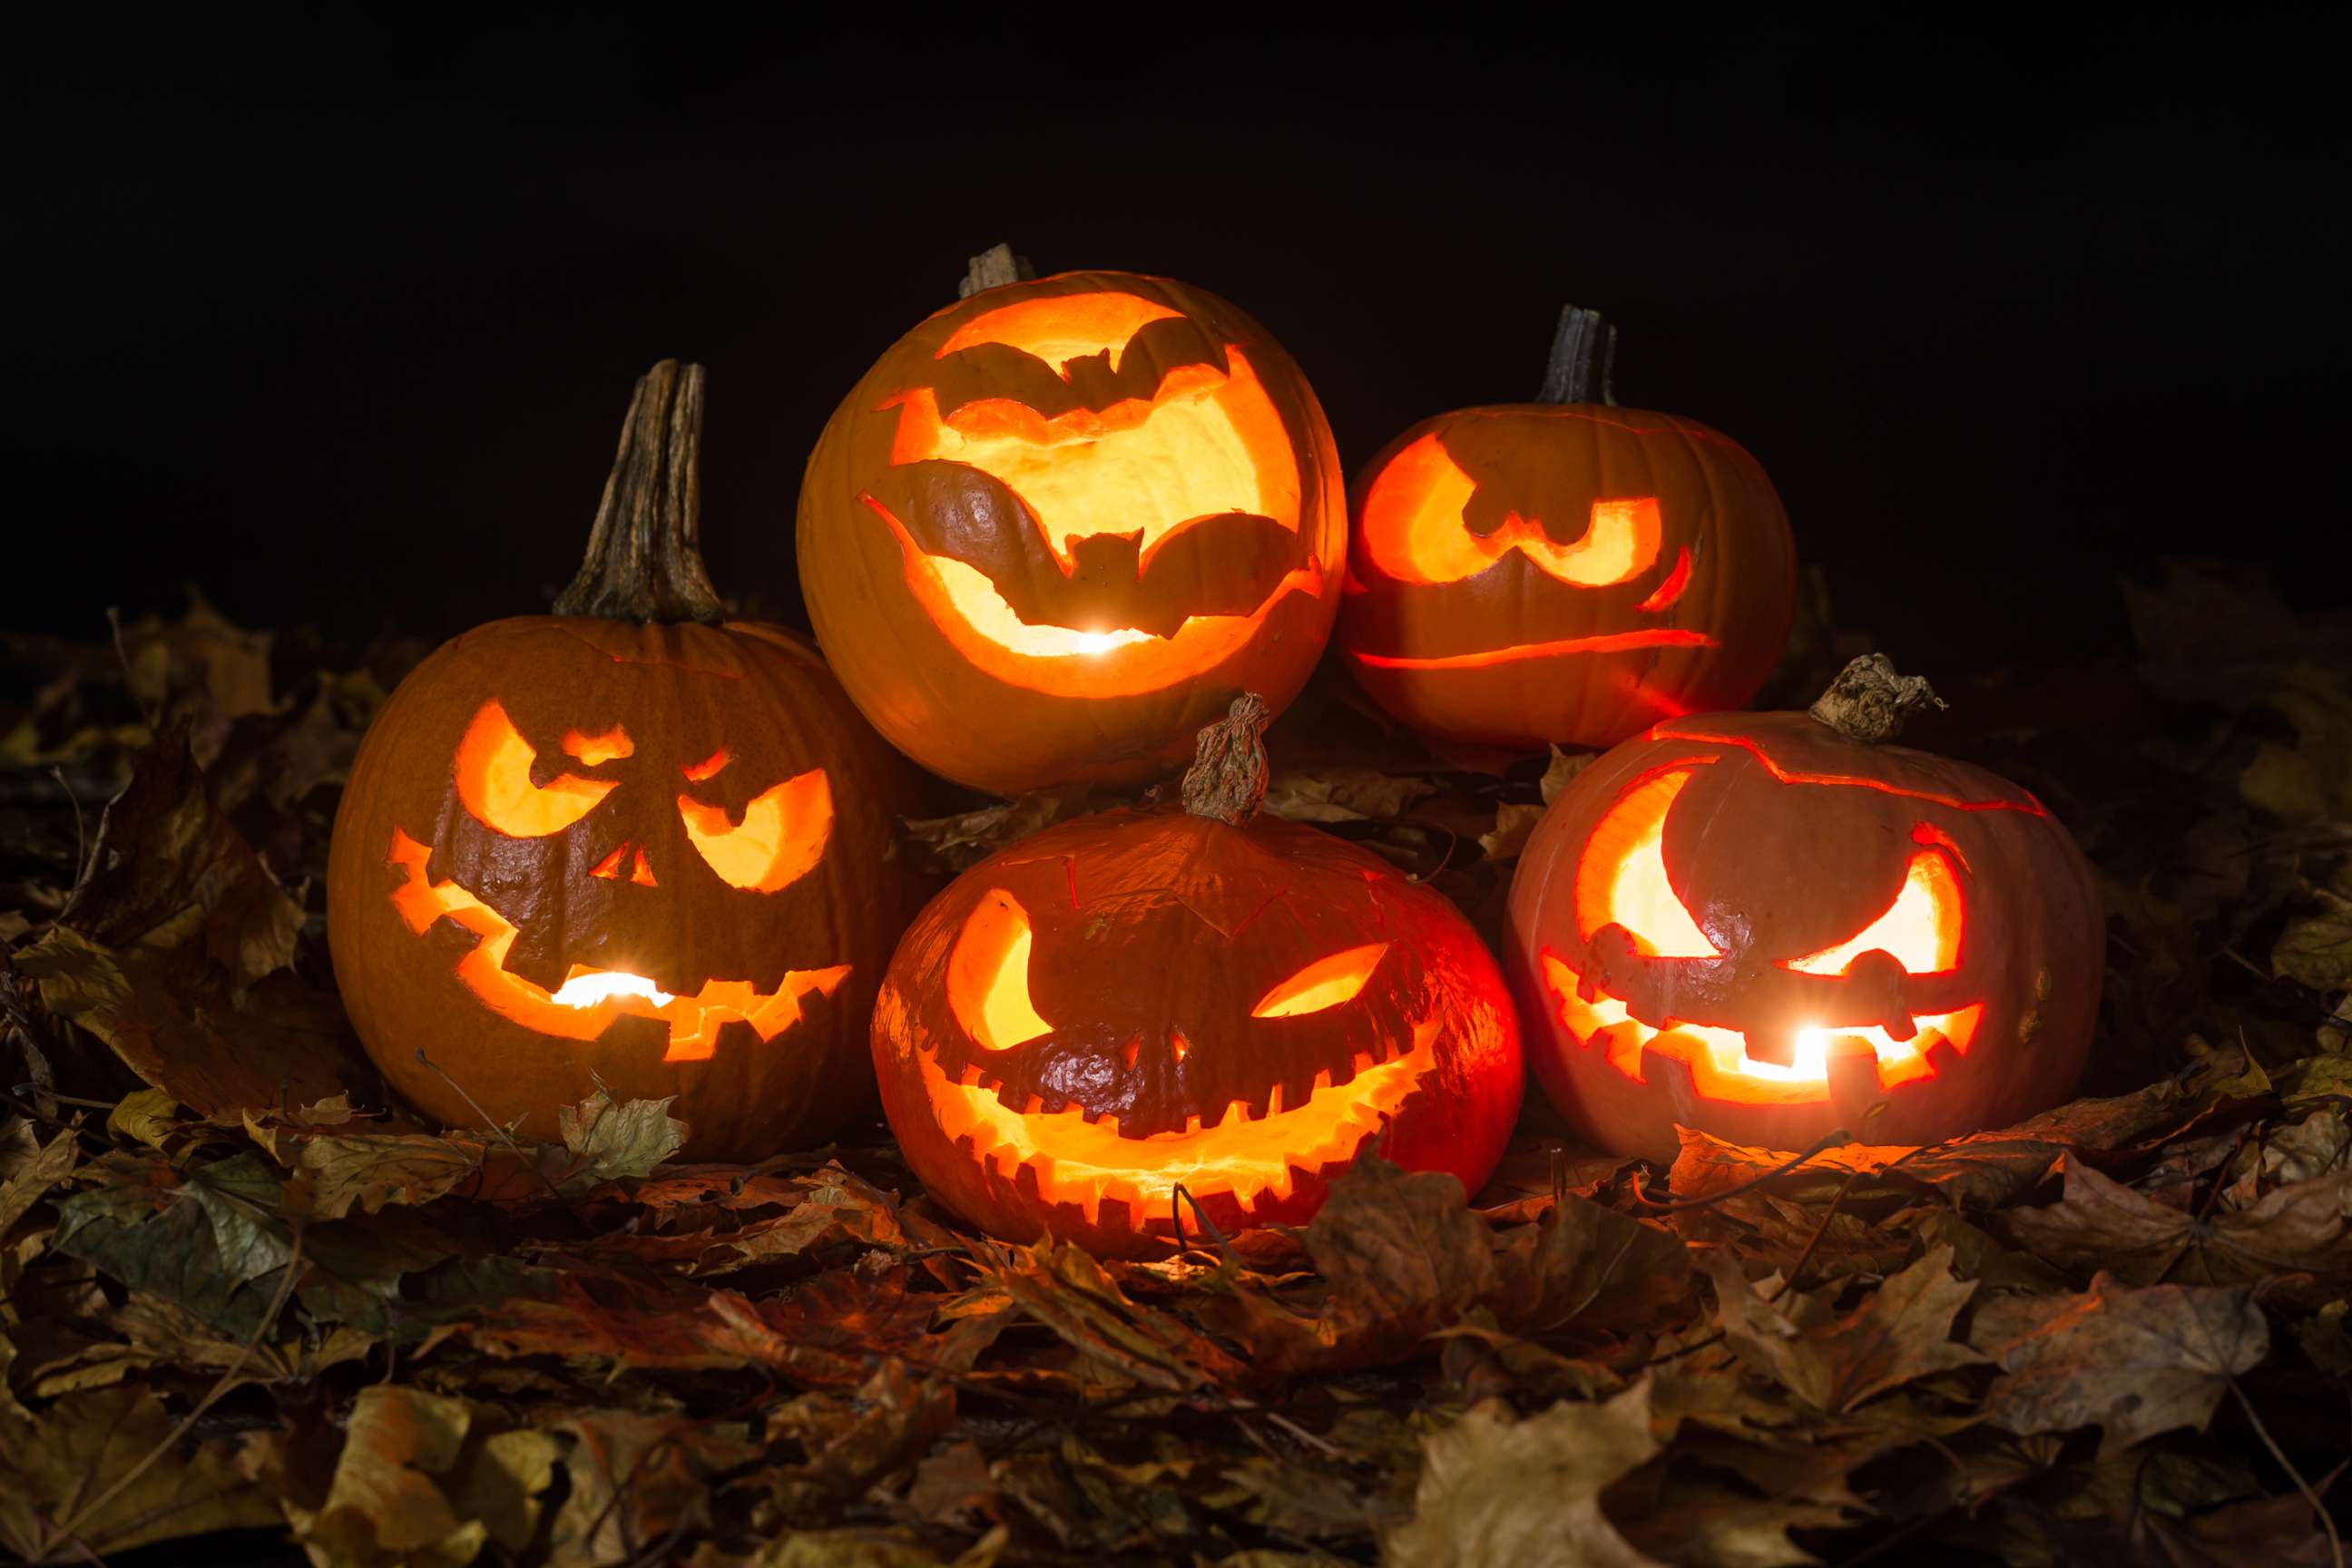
872;695;1522;1257
1506;657;2103;1161
328;363;926;1160
799;250;1347;795
1338;307;1797;751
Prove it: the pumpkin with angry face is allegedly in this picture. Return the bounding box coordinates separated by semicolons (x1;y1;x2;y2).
872;696;1523;1256
1338;306;1796;752
799;254;1347;795
1507;658;2103;1161
328;362;926;1160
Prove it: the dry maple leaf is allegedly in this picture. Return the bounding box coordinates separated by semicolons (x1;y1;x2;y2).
1383;1377;1665;1568
1702;1244;1987;1414
1970;1272;2268;1453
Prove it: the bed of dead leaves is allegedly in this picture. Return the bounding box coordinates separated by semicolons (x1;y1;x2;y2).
2;564;2349;1568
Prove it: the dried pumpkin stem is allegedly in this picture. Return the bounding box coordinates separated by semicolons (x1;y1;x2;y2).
1181;693;1273;826
554;359;727;625
958;241;1036;299
1538;304;1618;406
1808;653;1945;743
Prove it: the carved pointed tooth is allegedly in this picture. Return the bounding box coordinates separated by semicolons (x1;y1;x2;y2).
1185;1112;1202;1134
1352;1049;1377;1075
1022;1093;1045;1115
1266;1081;1284;1117
1313;1067;1334;1093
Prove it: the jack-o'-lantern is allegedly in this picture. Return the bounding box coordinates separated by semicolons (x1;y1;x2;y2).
872;694;1522;1257
1506;657;2103;1161
328;362;926;1160
1338;306;1797;752
799;249;1347;795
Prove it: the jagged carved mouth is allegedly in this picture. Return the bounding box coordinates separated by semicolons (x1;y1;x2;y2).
914;1020;1439;1226
1539;951;1983;1106
386;828;848;1063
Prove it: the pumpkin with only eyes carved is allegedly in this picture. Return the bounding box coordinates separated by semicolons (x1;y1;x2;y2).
1338;306;1796;752
328;362;926;1160
1506;657;2104;1162
872;695;1523;1257
798;251;1347;795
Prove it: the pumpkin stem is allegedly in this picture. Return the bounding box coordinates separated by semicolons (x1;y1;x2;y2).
1538;305;1618;406
1181;693;1272;825
554;360;727;625
959;242;1036;299
1808;653;1945;743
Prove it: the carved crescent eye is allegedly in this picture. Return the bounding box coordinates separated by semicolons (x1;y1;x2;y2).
947;889;1053;1050
675;770;832;893
1251;943;1388;1018
455;701;618;838
1574;768;1721;958
1781;837;1965;975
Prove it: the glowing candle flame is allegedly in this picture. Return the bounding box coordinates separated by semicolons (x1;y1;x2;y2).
550;971;674;1010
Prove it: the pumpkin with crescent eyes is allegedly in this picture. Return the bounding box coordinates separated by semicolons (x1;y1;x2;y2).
1338;306;1797;752
328;362;926;1160
1507;657;2104;1162
798;250;1347;795
872;695;1523;1257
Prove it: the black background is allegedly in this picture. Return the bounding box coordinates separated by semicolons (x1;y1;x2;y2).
10;5;2347;680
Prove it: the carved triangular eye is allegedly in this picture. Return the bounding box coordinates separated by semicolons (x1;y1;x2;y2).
676;770;832;893
1574;768;1721;958
455;700;617;838
1251;943;1388;1018
947;889;1053;1051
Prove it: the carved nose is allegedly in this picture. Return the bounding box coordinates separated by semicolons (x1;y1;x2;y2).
590;842;658;887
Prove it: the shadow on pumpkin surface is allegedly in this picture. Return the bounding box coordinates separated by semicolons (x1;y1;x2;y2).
1;560;2348;1566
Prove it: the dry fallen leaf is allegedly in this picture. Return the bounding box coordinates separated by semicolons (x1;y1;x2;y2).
1383;1377;1664;1568
1971;1273;2268;1453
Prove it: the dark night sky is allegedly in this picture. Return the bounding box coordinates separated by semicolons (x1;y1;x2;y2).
9;5;2347;682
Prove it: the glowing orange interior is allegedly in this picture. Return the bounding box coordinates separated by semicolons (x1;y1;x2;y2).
682;747;730;782
1635;546;1693;612
456;701;616;838
1350;627;1717;672
873;289;1323;690
385;829;848;1062
946;890;1054;1051
865;495;1324;696
1575;769;1719;956
1540;950;1982;1104
562;724;634;767
1357;434;1663;588
887;369;1294;574
675;769;832;894
1783;849;1963;975
937;292;1185;367
1549;769;1981;1104
916;1019;1440;1228
1251;943;1388;1018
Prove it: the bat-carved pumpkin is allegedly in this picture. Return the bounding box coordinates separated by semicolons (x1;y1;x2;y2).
872;695;1522;1257
799;257;1347;795
1506;657;2103;1161
1338;307;1797;752
328;363;926;1160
